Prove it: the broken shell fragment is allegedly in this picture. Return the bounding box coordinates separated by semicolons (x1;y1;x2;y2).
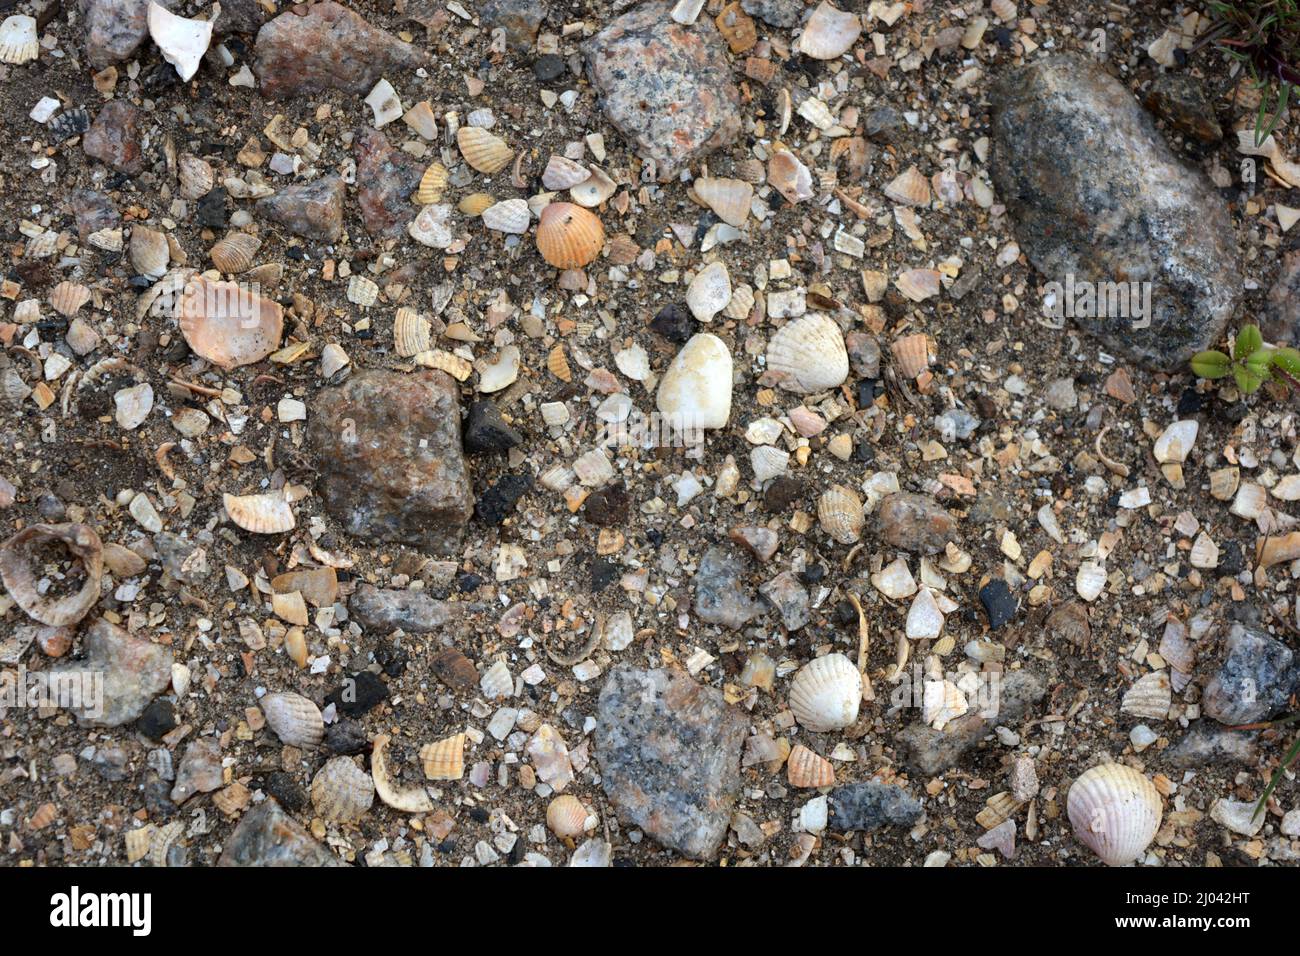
884;166;932;206
457;126;514;175
542;155;591;190
310;756;375;823
481;198;531;234
0;523;103;627
371;733;435;813
536;202;604;270
147;2;214;82
130;227;171;279
797;2;861;60
261;692;324;748
817;484;864;544
895;269;941;303
1153;420;1198;464
766;314;849;393
178;275;284;368
787;744;835;787
408;203;454;248
922;679;967;728
656;332;733;430
686;261;732;322
346;275;379;307
420;732;466;781
415;162;450;205
0;15;39;65
571;166;617;207
1066;763;1162;866
890;333;930;379
49;281;91;317
789;653;862;732
693;177;752;228
478;345;522;393
223;492;296;534
768;149;815;204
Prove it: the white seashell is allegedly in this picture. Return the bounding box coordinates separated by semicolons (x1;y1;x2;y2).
895;268;941;302
130;226;170;279
261;692;324;748
481;198;531;234
693;177;752;227
788;653;862;732
481;660;513;699
1121;671;1171;721
114;383;153;430
1230;482;1267;520
0;15;38;65
178;154;215;199
542;155;590;190
922;679;967;729
766;314;849;393
751;445;789;482
477;345;521;393
768;149;815;204
364;78;403;128
393;307;432;357
346;275;379;308
1272;474;1300;501
372;733;434;812
571;166;617;207
613;343;650;381
311;756;374;823
686;261;732;321
1189;532;1219;569
1153;420;1198;464
1075;561;1106;602
884;166;932;206
1067;764;1162;866
321;343;350;378
906;587;944;640
408;203;455;248
147;2;214;82
797;1;861;59
872;557;917;599
817;484;863;544
223;491;295;534
0;523;103;627
656;333;732;430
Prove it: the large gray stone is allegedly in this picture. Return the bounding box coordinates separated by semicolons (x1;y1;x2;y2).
350;584;457;634
1202;623;1299;726
50;618;172;728
218;800;343;866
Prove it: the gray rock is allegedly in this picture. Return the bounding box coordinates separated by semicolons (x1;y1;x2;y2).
990;54;1241;369
257;176;346;243
171;737;223;804
350;583;457;633
595;666;748;860
1167;719;1259;768
874;492;960;555
583;1;741;180
741;0;802;27
218;800;343;866
897;670;1046;775
51;618;172;727
694;546;766;629
1202;623;1299;725
353;128;423;238
829;782;923;831
84;101;146;175
1261;250;1300;347
760;571;809;631
82;0;170;70
480;0;545;50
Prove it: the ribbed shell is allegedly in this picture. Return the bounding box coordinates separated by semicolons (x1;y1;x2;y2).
480;660;513;699
372;733;435;813
693;177;752;228
420;733;466;781
393;307;432;357
209;233;261;274
260;692;323;748
884;165;932;206
346;275;378;307
130;226;170;278
223;492;296;534
481;198;531;234
546;794;589;838
49;281;91;317
178;275;283;368
547;345;571;382
415;162;449;205
311;757;375;823
788;653;861;732
0;523;103;627
542;155;590;190
178;154;214;200
817;484;864;544
458;192;495;216
536;202;604;269
0;15;38;65
766;315;849;393
457;126;514;175
787;744;835;788
1066;764;1162;866
890;333;930;378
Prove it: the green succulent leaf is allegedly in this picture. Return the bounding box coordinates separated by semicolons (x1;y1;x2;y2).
1190;350;1231;379
1273;346;1300;379
1236;361;1269;394
1235;324;1265;361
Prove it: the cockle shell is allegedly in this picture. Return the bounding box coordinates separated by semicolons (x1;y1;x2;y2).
178;275;283;368
415;162;449;205
890;333;930;378
787;744;835;787
0;523;103;627
223;492;296;534
371;733;435;813
1122;671;1171;721
260;692;323;748
817;484;864;544
393;307;432;357
209;232;261;274
1066;763;1162;866
766;314;849;393
542;155;591;190
693;177;752;227
1048;601;1091;649
796;2;860;59
130;226;170;278
481;198;531;234
409;203;454;248
656;332;733;430
768;149;814;204
420;732;466;780
0;15;38;65
536;202;604;269
546;794;591;838
686;261;732;322
480;660;513;699
49;281;91;317
346;274;379;307
458;192;495;216
311;756;374;823
147;2;213;82
571;166;617;207
457;126;513;175
789;653;862;732
178;154;214;199
884;166;932;206
546;344;571;383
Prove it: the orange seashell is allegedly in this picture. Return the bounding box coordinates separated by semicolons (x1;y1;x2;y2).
457;126;514;175
787;744;835;788
535;202;604;269
178;275;284;368
49;281;91;317
547;344;572;382
890;333;930;379
208;232;262;274
546;794;590;838
458;192;495;216
420;732;466;781
883;165;932;206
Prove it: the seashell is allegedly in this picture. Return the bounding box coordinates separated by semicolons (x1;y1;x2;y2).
346;275;379;308
393;307;432;357
415;162;449;205
364;78;403;128
1066;763;1162;866
536;202;604;269
478;345;521;393
310;756;374;823
789;653;862;732
766;314;849;393
49;281;91;317
209;233;261;274
48;109;91;143
413;349;472;380
420;732;466;781
1189;532;1219;569
178;154;214;200
614;343;650;381
130;226;170;279
371;733;434;813
787;744;835;787
542;155;590;190
481;198;531;234
260;692;323;748
884;165;932;206
694;176;752;227
890;333;930;378
571;166;617;207
1258;531;1300;569
906;587;945;640
1048;601;1091;649
0;523;103;627
686;261;732;322
458;192;495;216
457;126;514;175
768;149;815;204
657;332;733;430
178;275;283;368
408;203;454;248
223;491;296;534
114;382;153;430
922;679;967;728
1230;482;1267;520
0;15;38;65
148;2;213;82
1209;466;1239;501
546;794;591;838
1153;420;1198;464
1121;671;1171;721
1075;561;1106;602
725;283;755;320
817;484;863;544
480;659;513;699
895;269;941;303
546;344;572;382
796;1;861;59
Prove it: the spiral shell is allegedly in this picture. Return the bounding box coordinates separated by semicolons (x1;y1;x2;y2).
131;226;171;279
766;314;849;393
1066;763;1162;866
420;732;466;781
788;653;862;732
546;794;590;838
884;165;932;206
346;275;379;307
178;275;283;368
0;14;38;65
542;155;590;190
260;692;323;748
223;491;296;534
393;307;432;357
890;333;930;379
372;733;434;813
481;198;531;234
693;176;752;228
457;126;514;175
817;484;864;544
49;281;91;318
208;233;261;274
311;756;375;823
536;202;604;269
415;162;449;205
0;523;103;627
787;744;835;788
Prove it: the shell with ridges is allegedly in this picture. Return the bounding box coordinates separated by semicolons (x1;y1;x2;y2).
542;155;590;190
890;333;930;378
49;281;91;317
372;733;435;813
536;202;604;269
766;314;849;393
693;177;752;228
260;691;323;748
415;162;449;205
208;232;261;274
1066;763;1162;866
393;307;432;357
310;756;374;823
178;154;214;199
0;523;103;627
547;345;571;382
130;226;171;278
0;15;38;65
787;744;835;787
223;492;296;534
817;484;864;544
788;653;861;732
481;198;531;234
346;274;379;307
457;126;514;175
546;794;590;838
458;192;495;216
420;732;466;781
884;166;932;206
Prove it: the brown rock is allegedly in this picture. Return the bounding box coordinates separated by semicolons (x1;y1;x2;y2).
172;737;224;803
431;648;478;690
353;128;422;238
481;0;545;50
84;101;146;174
874;492;960;555
257;175;346;243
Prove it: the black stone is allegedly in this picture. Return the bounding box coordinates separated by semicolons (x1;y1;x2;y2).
456;571;483;593
763;475;804;511
584;480;629;525
533;53;565;82
464;399;523;454
591;556;619;592
262;771;307;811
1176;387;1202;417
196;188;227;228
376;643;409;677
649;303;698;344
326;671;389;717
475;473;533;525
979;579;1018;629
324;719;370;755
136;699;177;741
1220;540;1244;576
